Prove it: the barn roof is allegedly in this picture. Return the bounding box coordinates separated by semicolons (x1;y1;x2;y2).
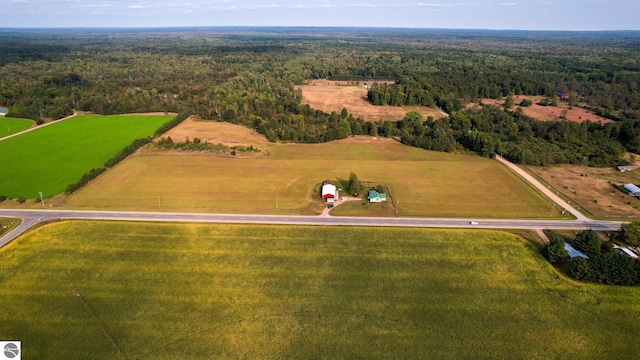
624;183;640;194
564;242;589;260
322;183;336;197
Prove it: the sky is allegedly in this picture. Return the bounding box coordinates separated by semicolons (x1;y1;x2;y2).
1;0;639;30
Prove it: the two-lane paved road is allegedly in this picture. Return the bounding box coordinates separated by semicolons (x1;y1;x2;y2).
0;208;624;249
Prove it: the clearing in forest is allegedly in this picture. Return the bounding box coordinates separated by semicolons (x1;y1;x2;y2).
66;121;556;218
296;80;444;122
469;96;612;123
159;116;272;155
2;221;639;358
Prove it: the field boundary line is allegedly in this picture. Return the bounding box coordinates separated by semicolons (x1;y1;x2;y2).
519;165;598;220
495;155;586;221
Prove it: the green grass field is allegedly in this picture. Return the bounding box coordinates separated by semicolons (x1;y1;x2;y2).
0;117;33;138
67;137;560;218
1;222;639;358
0;114;172;199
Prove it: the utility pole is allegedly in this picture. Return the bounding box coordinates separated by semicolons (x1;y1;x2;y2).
158;196;161;209
395;200;399;216
276;197;279;211
39;192;44;207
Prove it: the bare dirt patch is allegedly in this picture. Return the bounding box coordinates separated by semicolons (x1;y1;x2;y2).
528;159;640;219
296;80;443;122
468;96;612;123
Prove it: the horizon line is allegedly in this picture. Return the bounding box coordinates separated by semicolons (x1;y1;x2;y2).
1;26;639;33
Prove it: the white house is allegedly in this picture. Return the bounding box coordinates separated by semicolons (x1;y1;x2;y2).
321;181;337;203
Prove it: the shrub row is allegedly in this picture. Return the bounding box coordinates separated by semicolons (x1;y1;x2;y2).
65;112;189;195
153;111;190;137
65;167;106;194
104;137;152;168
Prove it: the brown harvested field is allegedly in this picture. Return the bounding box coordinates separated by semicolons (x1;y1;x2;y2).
296;80;444;121
468;96;612;123
527;156;640;219
162;116;272;149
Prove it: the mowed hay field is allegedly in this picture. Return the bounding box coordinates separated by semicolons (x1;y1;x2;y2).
296;80;444;121
66;122;555;218
2;222;640;359
0;114;172;199
0;117;33;138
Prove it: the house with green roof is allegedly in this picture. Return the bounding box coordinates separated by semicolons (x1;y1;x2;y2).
368;189;387;203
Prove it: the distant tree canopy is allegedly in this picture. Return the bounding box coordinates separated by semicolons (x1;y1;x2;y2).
1;29;640;166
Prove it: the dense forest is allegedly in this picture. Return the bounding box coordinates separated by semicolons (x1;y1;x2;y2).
1;28;640;165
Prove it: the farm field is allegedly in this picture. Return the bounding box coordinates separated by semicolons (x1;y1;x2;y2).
1;221;639;359
527;160;640;219
0;117;33;138
66;121;557;218
0;114;172;199
469;96;612;123
161;116;273;154
296;80;444;121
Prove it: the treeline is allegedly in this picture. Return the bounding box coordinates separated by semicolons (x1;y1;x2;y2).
1;29;640;166
543;230;640;286
396;106;629;167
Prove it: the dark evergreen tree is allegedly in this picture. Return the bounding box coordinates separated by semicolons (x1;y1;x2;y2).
573;229;602;256
543;236;569;264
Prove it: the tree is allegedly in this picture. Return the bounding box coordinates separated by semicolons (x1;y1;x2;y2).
519;99;533;107
619;221;640;246
504;96;515;109
340;107;348;119
573;229;602;256
348;172;364;196
571;258;592;280
543;236;569;263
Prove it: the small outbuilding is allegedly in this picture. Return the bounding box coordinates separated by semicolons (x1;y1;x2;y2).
368;190;387;203
623;183;640;197
615;246;639;259
617;166;633;172
564;242;589;260
0;109;8;117
321;181;337;203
